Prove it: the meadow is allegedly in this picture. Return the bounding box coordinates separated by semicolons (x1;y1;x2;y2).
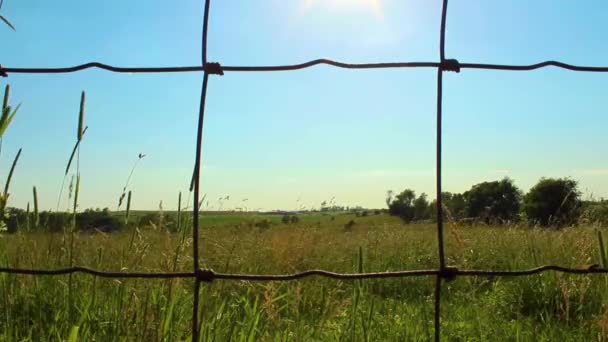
0;211;607;341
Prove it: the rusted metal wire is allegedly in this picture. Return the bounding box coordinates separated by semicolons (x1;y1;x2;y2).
434;0;450;339
4;60;608;76
0;265;606;280
0;266;194;278
190;0;213;340
1;0;607;340
434;275;442;342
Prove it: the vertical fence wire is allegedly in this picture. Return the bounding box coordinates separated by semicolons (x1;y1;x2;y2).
191;1;213;340
434;0;450;340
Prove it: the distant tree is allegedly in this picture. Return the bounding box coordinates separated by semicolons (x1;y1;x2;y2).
446;193;467;219
464;178;522;223
523;178;580;226
579;200;608;226
386;190;394;208
5;208;123;233
413;193;431;221
387;189;416;222
429;192;468;221
5;207;25;233
78;209;122;232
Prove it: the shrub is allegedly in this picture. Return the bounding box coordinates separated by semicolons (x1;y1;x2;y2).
5;207;26;233
463;178;522;224
343;219;356;231
429;192;467;222
138;212;177;231
78;208;122;232
524;178;581;227
38;211;71;232
255;219;272;230
387;189;416;222
580;201;608;226
5;208;123;233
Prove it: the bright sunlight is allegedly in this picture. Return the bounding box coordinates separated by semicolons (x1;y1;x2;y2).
302;0;383;17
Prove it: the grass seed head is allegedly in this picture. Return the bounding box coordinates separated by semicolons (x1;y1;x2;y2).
78;91;85;141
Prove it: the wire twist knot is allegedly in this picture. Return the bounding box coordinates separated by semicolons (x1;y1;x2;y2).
440;59;460;73
196;268;215;282
204;62;224;75
0;65;7;77
439;266;458;281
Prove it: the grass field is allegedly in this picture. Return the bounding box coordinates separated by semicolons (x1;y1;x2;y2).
1;212;608;341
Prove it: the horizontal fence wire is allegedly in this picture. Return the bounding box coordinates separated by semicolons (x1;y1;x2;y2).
0;265;606;280
3;60;608;75
1;0;607;340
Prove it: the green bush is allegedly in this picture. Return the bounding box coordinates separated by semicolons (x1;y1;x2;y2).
343;219;356;231
387;189;431;222
138;212;177;231
255;219;272;230
463;178;522;224
524;178;580;227
579;201;608;226
5;207;123;233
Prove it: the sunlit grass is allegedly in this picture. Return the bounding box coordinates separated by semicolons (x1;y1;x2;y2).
0;212;607;340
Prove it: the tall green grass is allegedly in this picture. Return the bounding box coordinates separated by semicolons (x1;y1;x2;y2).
0;213;607;340
0;84;21;231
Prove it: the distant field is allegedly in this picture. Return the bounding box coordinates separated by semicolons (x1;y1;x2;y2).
0;212;607;341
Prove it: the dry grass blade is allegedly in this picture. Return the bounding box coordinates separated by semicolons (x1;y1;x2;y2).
73;175;80;214
65;126;88;175
0;85;10;159
4;147;21;195
0;103;19;138
0;14;15;31
125;190;132;225
198;193;206;211
118;153;146;208
598;230;607;268
177;192;182;231
78;91;85;141
118;191;126;208
2;85;8;110
25;201;29;231
33;186;39;227
189;169;195;192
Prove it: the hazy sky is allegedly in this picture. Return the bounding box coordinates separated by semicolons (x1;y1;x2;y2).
0;0;607;211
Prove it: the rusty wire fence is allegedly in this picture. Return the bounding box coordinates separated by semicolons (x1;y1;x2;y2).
2;0;608;340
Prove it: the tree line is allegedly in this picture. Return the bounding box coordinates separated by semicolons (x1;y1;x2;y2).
386;177;602;227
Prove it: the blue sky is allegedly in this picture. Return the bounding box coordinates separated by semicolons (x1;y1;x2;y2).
0;0;607;211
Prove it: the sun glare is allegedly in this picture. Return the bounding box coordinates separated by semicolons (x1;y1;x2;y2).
302;0;383;17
